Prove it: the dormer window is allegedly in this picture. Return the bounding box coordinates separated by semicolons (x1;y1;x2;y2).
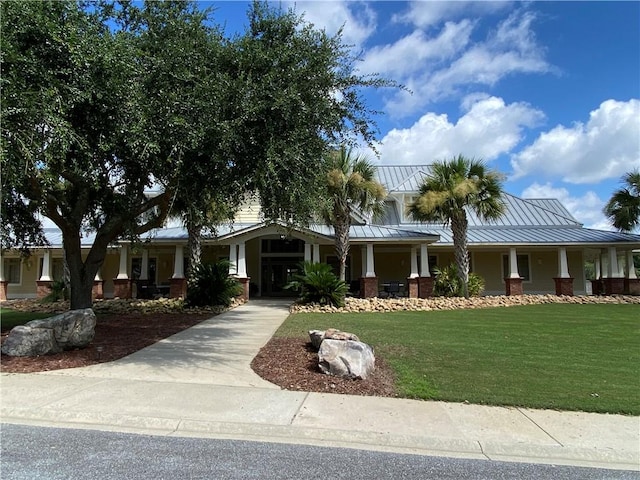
403;194;419;222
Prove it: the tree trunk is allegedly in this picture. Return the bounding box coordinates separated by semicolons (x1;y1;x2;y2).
451;213;470;298
63;233;102;309
333;214;350;282
186;218;202;283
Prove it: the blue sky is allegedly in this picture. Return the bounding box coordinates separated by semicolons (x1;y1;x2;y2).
209;1;639;231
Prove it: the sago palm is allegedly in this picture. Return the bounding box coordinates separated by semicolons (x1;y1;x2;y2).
408;155;505;298
323;147;386;281
604;170;640;232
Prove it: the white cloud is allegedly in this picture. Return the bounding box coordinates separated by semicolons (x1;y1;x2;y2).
511;99;640;184
361;20;474;78
381;10;552;117
393;1;511;29
288;1;377;48
521;182;612;230
377;95;544;164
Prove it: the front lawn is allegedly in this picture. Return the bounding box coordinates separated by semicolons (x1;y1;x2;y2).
1;308;52;332
277;304;639;414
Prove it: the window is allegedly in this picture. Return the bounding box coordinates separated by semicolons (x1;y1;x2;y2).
403;195;419;222
131;257;157;283
502;254;531;282
3;258;21;284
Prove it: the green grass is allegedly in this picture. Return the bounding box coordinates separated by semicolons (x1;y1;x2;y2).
278;304;640;415
0;308;52;332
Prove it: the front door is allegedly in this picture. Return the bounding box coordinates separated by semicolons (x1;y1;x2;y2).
261;257;302;296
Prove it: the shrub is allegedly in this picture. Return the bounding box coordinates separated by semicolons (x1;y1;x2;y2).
186;260;243;308
285;261;348;307
41;280;68;303
433;264;485;297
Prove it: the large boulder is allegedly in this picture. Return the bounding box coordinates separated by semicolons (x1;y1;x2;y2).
318;339;375;380
309;328;360;350
1;308;96;357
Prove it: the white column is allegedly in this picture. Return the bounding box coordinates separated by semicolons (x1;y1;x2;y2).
140;249;149;281
0;255;5;282
361;246;367;277
409;246;419;278
607;246;619;278
312;244;320;264
508;247;520;278
117;246;129;279
557;247;570;278
304;243;312;263
365;243;375;277
40;250;52;281
626;251;637;279
94;269;102;281
594;256;601;279
420;243;430;277
229;244;238;275
172;245;185;279
237;242;247;277
600;251;608;278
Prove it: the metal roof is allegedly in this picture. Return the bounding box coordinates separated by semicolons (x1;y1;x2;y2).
375;165;430;192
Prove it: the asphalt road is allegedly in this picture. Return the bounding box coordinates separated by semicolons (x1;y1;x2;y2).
1;424;637;480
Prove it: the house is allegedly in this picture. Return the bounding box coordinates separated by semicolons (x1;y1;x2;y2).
2;165;639;301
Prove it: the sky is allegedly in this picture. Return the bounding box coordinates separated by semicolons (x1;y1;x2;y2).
209;0;640;231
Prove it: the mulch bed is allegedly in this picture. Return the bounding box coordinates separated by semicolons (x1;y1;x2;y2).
1;313;398;398
0;313;211;374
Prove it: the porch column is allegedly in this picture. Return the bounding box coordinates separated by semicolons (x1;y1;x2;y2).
35;249;54;299
624;251;639;295
591;256;603;295
113;246;132;299
603;246;624;295
418;243;433;298
169;245;187;299
304;243;312;263
312;244;320;264
236;242;250;301
361;246;367;277
360;243;377;298
554;247;573;296
407;246;419;298
92;269;104;300
140;249;149;281
229;244;238;275
0;255;7;301
505;247;523;296
40;250;52;281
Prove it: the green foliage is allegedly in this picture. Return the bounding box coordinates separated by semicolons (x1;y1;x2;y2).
433;264;485;297
603;169;640;232
40;280;69;304
1;0;396;309
408;155;505;298
186;260;243;308
285;261;348;307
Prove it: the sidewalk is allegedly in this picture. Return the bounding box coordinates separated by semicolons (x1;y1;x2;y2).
1;300;638;471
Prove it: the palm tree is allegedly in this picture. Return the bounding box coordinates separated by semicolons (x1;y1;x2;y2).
323;147;386;282
408;155;506;298
604;170;640;232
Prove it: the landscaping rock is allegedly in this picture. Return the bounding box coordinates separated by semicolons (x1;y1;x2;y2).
318;339;375;379
1;308;96;357
308;328;360;350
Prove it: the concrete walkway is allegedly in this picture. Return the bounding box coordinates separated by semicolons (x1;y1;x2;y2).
1;300;638;471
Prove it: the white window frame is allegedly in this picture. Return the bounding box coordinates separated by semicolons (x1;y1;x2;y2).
403;194;420;222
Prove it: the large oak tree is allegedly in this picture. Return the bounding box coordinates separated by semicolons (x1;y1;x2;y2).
1;1;394;309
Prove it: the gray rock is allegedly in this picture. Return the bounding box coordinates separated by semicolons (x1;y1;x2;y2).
0;326;59;356
1;308;96;357
308;328;360;351
318;339;375;380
